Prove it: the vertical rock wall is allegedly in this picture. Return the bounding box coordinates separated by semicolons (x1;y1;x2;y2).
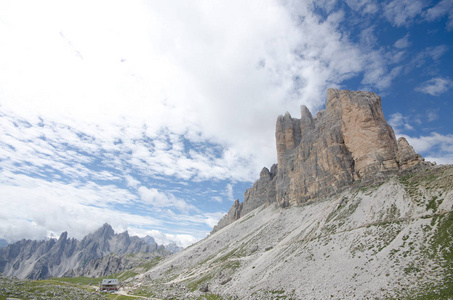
274;88;424;206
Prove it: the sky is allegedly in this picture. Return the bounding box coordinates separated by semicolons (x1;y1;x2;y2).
0;0;452;248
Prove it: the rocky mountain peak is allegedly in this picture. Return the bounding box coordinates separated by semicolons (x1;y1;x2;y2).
57;231;68;242
89;223;115;242
259;167;271;179
214;89;426;232
0;224;179;280
275;88;426;206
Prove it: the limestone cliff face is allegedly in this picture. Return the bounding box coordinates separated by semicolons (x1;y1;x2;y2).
214;89;425;232
275;88;417;206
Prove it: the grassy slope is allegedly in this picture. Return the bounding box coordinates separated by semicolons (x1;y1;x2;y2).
0;256;163;299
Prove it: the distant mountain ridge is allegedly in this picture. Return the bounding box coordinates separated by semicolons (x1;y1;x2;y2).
0;224;181;279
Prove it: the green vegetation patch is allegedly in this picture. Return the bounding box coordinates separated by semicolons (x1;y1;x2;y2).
51;276;103;285
251;289;296;299
187;272;214;292
398;166;453;201
396;212;453;299
196;293;224;300
426;196;439;212
139;256;162;271
0;275;108;299
358;182;384;194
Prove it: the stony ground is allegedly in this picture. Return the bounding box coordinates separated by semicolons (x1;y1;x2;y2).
124;165;453;300
0;274;106;299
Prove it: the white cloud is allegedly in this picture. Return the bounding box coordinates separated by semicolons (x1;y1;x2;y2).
212;196;223;203
383;0;425;27
389;113;414;131
412;45;448;69
361;59;403;90
394;34;411;49
125;175;140;188
389;111;453;165
427;109;439;122
424;155;453;165
415;77;453;96
129;229;199;248
0;0;397;185
0;172;155;242
203;212;228;229
226;184;235;202
138;186;198;213
428;46;449;61
424;0;453;30
0;0;401;183
0;170;226;245
404;132;453;165
345;0;379;14
359;26;378;49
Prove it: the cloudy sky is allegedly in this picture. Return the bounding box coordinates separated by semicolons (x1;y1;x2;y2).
1;0;452;247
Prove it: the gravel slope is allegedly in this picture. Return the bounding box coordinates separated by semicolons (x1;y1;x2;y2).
126;165;453;299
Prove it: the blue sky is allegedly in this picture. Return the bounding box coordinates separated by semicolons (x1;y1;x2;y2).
0;0;452;247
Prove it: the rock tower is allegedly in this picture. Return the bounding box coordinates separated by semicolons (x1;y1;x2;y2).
213;89;424;232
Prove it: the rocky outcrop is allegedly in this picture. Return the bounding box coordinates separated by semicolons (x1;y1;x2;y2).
214;89;425;231
242;164;278;215
212;200;243;232
165;242;184;254
212;165;278;233
274;88;416;206
0;224;176;280
397;137;425;170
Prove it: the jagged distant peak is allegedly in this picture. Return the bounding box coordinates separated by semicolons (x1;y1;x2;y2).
0;223;174;279
58;231;68;240
142;235;157;245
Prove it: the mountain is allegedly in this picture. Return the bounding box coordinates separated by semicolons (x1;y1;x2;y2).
213;89;425;232
0;239;7;248
0;224;177;280
119;89;453;299
68;252;166;278
165;242;184;254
